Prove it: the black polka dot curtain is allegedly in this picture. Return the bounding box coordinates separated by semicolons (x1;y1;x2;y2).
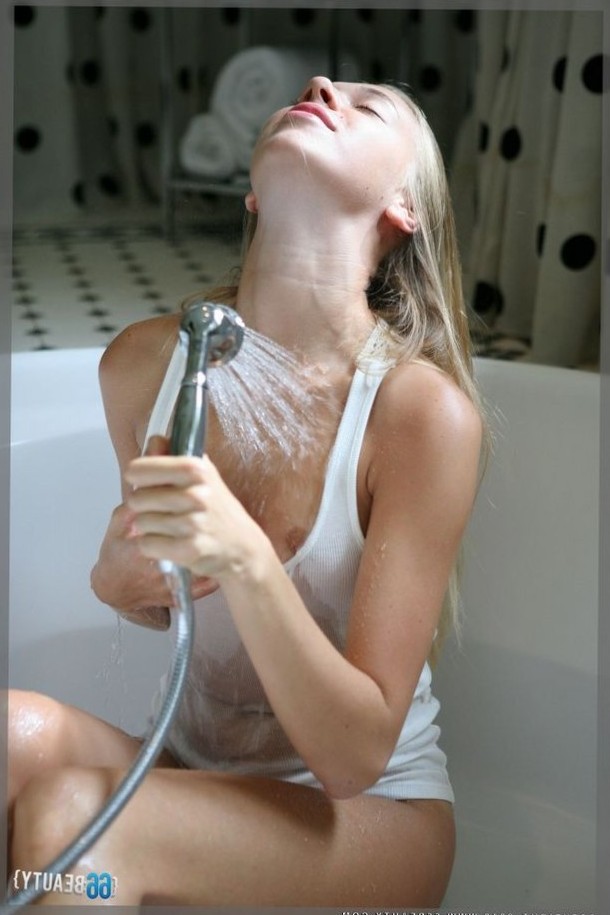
13;6;474;222
451;10;605;367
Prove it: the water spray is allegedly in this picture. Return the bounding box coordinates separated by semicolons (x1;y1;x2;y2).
2;301;244;910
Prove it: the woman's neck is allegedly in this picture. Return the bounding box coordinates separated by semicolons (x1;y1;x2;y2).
235;218;379;370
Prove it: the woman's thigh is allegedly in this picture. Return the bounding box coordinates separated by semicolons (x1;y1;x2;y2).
7;688;177;803
14;765;455;907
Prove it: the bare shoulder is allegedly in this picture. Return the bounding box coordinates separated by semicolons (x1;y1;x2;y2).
368;359;483;475
99;314;181;460
99;313;180;404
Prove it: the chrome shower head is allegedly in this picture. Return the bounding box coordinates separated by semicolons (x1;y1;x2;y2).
179;300;245;368
171;301;245;457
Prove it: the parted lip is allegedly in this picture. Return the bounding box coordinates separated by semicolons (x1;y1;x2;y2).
288;102;336;130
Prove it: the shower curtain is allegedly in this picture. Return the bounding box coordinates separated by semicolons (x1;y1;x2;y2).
12;6;605;366
451;9;604;367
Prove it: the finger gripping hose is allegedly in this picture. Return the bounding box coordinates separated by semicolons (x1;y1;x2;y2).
2;303;244;910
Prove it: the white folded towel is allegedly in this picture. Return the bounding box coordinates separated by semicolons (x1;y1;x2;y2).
212;46;360;171
178;112;239;180
179;47;361;180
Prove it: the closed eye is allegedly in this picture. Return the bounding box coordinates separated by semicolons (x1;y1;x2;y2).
355;104;384;120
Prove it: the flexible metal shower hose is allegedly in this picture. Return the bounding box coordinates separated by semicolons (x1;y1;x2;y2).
2;565;195;911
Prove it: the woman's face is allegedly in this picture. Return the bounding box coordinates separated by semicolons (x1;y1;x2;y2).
249;77;418;216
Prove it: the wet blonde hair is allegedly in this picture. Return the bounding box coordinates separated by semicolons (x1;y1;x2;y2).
184;82;490;663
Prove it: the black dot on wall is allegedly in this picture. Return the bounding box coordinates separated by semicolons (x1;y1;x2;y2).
419;65;442;92
177;67;192;93
408;11;422;25
293;8;316;26
14;5;36;27
500;126;522;161
136;122;157;147
130;8;151;32
536;223;546;256
221;7;241;25
15;125;41;152
72;182;86;206
99;174;121;196
370;59;385;82
501;46;511;72
455;10;476;33
94;6;106;19
553;56;567;92
473;281;504;315
560;234;596;270
581;54;609;94
357;9;375;22
478;122;490;153
80;60;101;85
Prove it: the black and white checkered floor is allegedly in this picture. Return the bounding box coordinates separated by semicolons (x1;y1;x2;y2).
11;217;551;363
11;220;242;352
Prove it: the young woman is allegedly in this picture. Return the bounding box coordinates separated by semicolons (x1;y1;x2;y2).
8;77;483;906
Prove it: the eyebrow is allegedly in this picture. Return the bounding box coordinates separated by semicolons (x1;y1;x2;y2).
359;86;400;114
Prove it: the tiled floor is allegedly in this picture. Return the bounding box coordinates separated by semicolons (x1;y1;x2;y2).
11;215;581;366
11;220;242;352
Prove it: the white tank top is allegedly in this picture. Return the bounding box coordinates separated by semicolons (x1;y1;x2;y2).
147;338;454;802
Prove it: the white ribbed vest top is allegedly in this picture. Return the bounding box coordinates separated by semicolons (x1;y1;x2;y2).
147;339;454;802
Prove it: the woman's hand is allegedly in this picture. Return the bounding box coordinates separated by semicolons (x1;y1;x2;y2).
124;436;269;585
90;434;220;626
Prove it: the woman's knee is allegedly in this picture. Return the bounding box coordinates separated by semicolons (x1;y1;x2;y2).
8;690;72;798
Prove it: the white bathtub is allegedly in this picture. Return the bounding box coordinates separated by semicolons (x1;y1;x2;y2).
9;347;598;910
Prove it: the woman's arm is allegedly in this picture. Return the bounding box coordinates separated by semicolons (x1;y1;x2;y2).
90;316;218;628
126;363;482;797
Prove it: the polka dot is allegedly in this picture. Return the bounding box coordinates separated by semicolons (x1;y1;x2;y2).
80;60;101;85
472;281;504;315
581;54;609;94
130;8;152;31
177;67;192;93
221;7;241;25
500;126;522;161
135;122;157;147
455;10;476;32
292;8;316;26
72;183;86;206
536;223;546;256
370;60;385;82
98;174;121;196
14;6;36;27
478;122;490;153
553;56;567;92
560;234;596;270
15;125;41;152
419;65;442;92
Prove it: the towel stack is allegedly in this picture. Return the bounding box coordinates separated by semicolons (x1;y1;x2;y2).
179;46;359;181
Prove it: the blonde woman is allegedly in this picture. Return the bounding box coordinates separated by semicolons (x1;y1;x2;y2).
9;77;483;907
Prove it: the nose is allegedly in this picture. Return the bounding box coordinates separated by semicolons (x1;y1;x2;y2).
300;76;339;109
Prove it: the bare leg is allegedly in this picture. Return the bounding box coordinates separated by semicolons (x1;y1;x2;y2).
11;765;455;907
7;689;178;807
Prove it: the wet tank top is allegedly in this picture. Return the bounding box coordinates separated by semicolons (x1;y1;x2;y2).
146;336;454;802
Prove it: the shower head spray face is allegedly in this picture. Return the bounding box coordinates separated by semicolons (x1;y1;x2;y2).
171;301;245;457
180;300;245;368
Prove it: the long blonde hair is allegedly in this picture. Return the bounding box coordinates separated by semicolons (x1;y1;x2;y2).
184;82;490;662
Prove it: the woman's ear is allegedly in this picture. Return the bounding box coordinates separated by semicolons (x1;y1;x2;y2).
384;200;417;237
245;191;258;214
